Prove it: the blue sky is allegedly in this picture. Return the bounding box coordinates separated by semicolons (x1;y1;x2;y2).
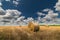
0;0;60;25
2;0;58;18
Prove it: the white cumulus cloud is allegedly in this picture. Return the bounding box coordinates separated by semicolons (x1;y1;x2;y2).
37;12;46;16
5;0;10;1
5;0;19;7
13;0;19;6
37;9;60;25
55;0;60;11
43;8;51;12
0;7;24;25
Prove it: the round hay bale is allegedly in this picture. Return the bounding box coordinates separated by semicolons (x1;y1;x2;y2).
33;25;40;32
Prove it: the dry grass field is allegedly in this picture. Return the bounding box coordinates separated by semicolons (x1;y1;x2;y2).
0;25;60;40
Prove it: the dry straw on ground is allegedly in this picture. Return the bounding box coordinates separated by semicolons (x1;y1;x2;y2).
0;25;60;40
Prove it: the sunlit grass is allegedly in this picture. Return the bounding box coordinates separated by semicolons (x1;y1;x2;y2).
0;25;60;40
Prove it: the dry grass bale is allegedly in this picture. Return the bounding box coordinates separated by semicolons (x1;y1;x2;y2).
28;22;40;32
34;25;40;32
